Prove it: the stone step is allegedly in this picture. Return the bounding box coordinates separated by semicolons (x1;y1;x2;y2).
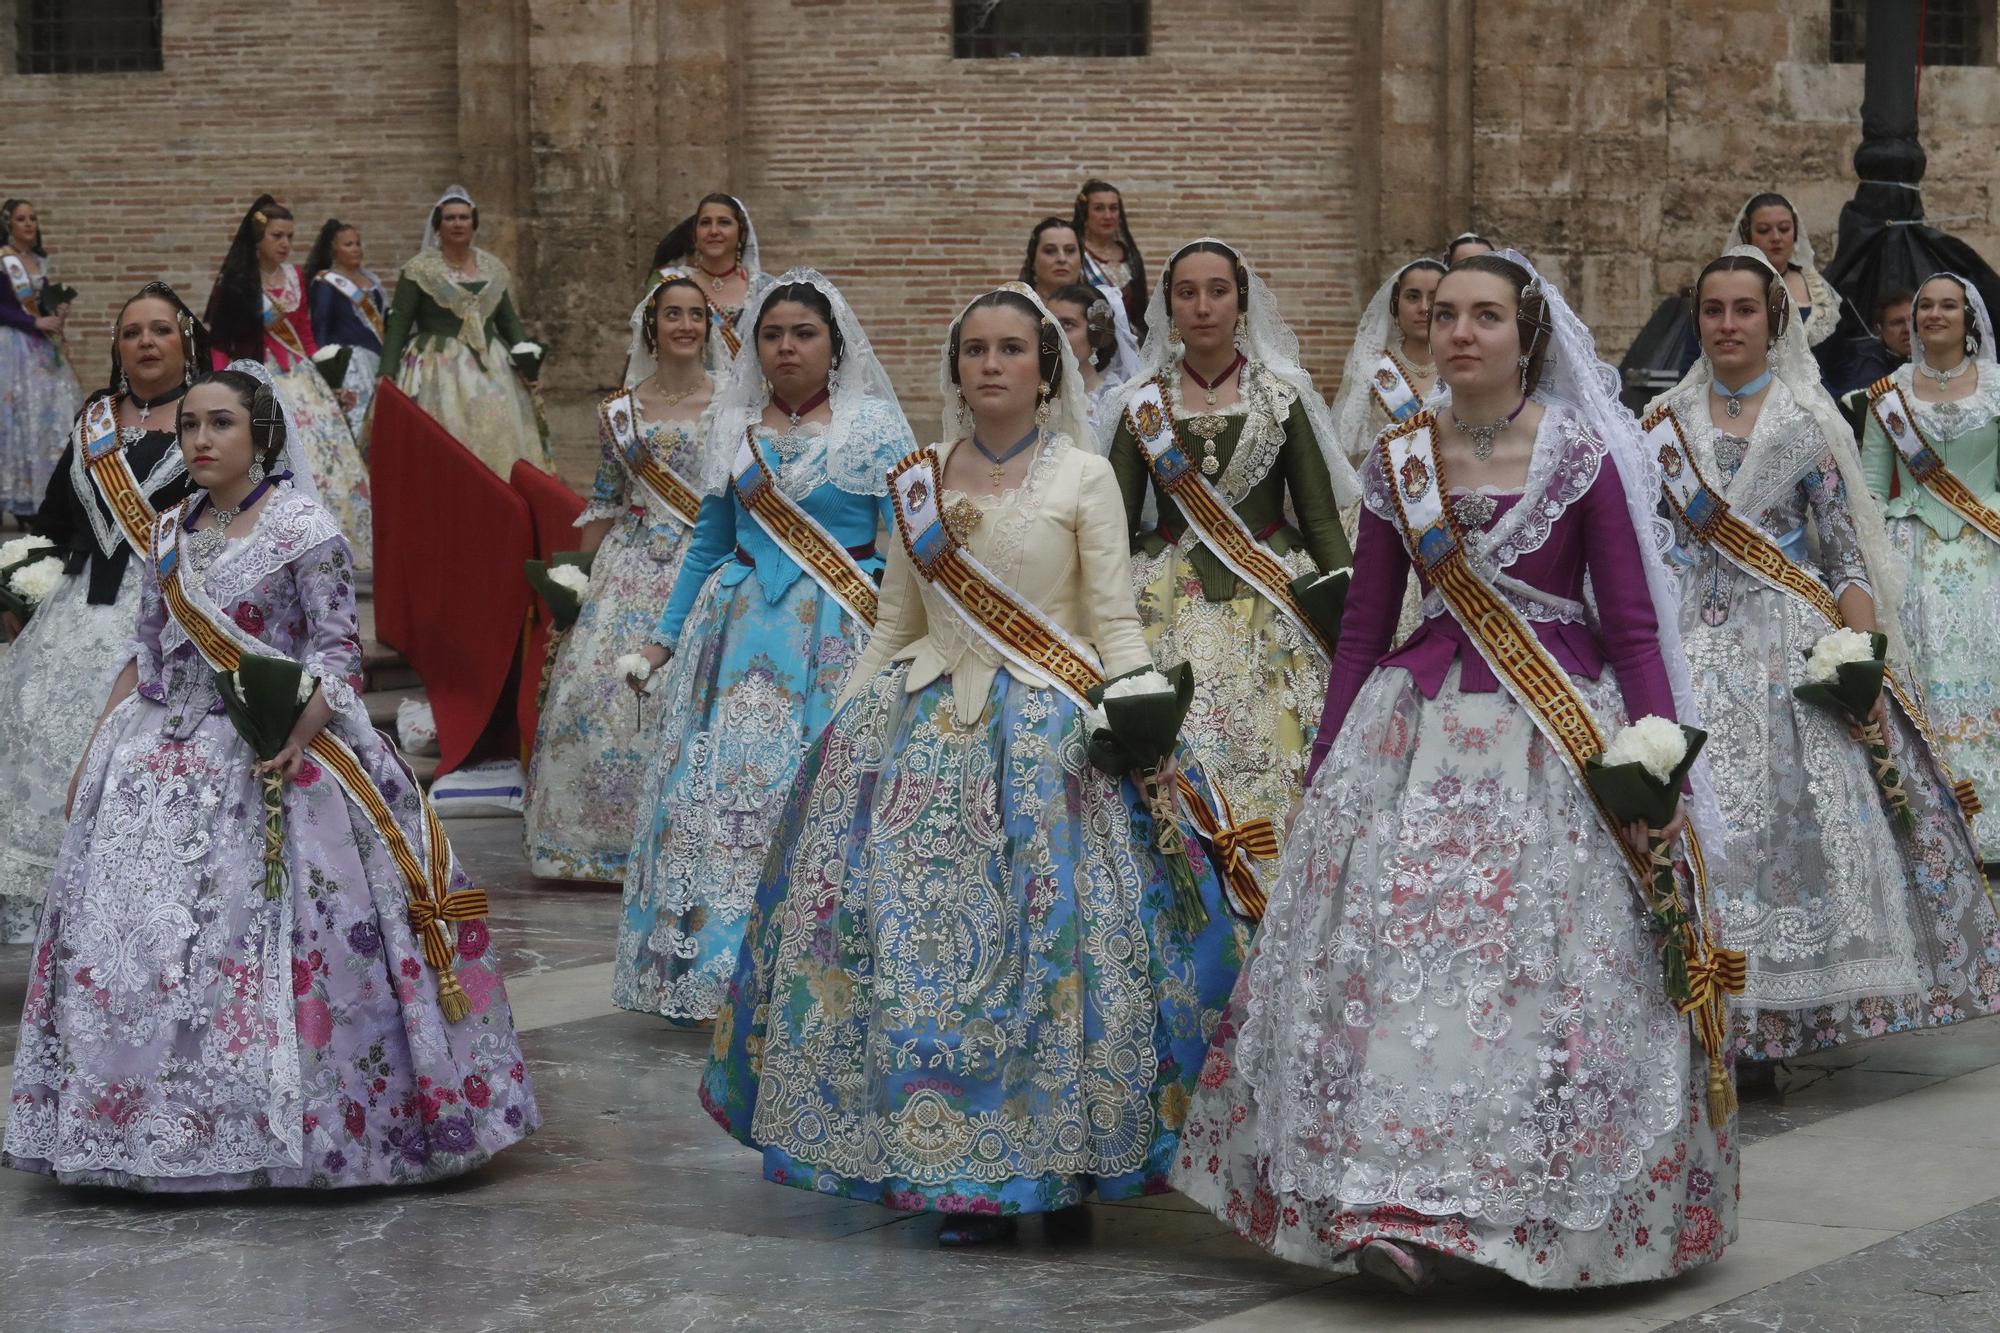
364;685;427;730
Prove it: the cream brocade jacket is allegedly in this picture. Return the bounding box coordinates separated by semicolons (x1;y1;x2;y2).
842;436;1155;723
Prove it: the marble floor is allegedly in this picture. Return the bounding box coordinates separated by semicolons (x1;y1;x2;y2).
2;820;1997;1332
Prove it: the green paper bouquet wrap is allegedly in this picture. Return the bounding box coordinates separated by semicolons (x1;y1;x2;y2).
510;340;546;382
311;343;354;392
1793;629;1909;831
1083;662;1207;933
1288;566;1351;654
1584;717;1706;1006
525;550;596;707
215;653;315;900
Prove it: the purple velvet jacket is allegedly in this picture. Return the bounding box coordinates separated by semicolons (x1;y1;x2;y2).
1307;413;1677;780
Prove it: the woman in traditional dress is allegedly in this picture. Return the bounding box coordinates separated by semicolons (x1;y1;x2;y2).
1073;178;1148;340
524;272;715;881
701;283;1239;1246
378;185;548;476
612;271;912;1023
0;283;206;942
3;362;537;1189
1444;231;1493;264
204;196;372;572
1647;248;1999;1061
1104;239;1356;870
304;217;388;441
1175;251;1739;1291
1023;217;1139;385
1046;281;1123;440
628;193;761;384
0;199;80;519
1860;272;2000;863
1329;259;1444;468
1732;193;1840;351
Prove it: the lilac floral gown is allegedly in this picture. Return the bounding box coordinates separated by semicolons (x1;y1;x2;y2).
4;484;539;1189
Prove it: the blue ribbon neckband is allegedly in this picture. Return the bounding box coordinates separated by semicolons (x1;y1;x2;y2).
1711;369;1772;419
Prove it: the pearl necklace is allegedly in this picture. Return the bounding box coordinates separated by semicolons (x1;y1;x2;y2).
1917;354;1971;387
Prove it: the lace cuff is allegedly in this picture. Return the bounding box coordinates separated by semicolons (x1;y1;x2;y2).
576;502;626;525
303;651;365;722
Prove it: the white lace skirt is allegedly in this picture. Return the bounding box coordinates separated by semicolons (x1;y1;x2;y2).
1172;661;1737;1288
0;567;139;939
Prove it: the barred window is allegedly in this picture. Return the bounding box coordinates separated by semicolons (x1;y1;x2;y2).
1829;0;1995;65
14;0;162;75
952;0;1150;59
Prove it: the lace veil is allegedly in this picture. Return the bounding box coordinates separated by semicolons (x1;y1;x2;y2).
418;185;475;252
934;282;1093;453
696;267;915;497
219;357;323;507
1098;237;1360;506
1329;260;1439;466
1647;244;1908;661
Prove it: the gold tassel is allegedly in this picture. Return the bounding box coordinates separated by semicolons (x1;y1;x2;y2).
435;966;471;1023
1706;1054;1737;1123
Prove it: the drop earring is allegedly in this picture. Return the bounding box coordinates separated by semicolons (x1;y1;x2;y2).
1167;323;1182;351
119;369;130;398
1035;382;1052;428
245;460;267;486
1968;333;1978;356
1516;354;1532;395
1233;314;1247;349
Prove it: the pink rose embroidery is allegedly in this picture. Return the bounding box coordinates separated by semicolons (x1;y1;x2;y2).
295;997;334;1048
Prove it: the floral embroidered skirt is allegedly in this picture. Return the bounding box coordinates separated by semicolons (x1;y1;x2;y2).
3;701;539;1189
1172;662;1737;1288
613;564;867;1022
1890;515;2000;861
0;325;77;515
394;342;548;478
524;507;692;881
1683;579;2000;1059
700;664;1242;1216
272;358;373;574
0;569;139;941
1130;543;1327;870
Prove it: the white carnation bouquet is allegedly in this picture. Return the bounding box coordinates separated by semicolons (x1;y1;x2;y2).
1794;628;1908;830
1585;714;1711;1006
1084;663;1207;932
0;534;63;627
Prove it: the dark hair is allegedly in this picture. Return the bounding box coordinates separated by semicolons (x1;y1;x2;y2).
430;194;479;236
1163;240;1250;312
1444;232;1492;264
1390;259;1447;314
189;368;290;472
1019;217;1081;287
302;218;356;288
110;280;210;394
753;281;845;367
1692;253;1793;346
2;199;47;258
651;192;749;271
1070;179;1146;297
947;289;1065;395
1915;273;1980;353
1873;286;1916;326
1444;253;1553;394
1047;281;1117;372
204;195;295;362
641;274;710;355
1737;193;1800;266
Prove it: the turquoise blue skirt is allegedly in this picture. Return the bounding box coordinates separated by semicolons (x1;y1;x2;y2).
701;663;1242;1215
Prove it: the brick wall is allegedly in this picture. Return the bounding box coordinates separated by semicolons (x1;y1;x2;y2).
0;0;461;385
733;0;1366;441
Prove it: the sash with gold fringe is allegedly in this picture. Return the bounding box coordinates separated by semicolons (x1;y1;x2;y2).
1380;413;1741;1114
1867;376;2000;545
1643;402;1983;822
3;252;39;314
77;395;167;554
889;447;1274;919
731;429;877;629
261;289;309;363
1123;379;1332;661
1369;353;1423;424
602;389;701;528
316;270;386;344
150;504;488;1022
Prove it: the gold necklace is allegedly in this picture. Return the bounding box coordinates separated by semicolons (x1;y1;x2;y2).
646;374;708;409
